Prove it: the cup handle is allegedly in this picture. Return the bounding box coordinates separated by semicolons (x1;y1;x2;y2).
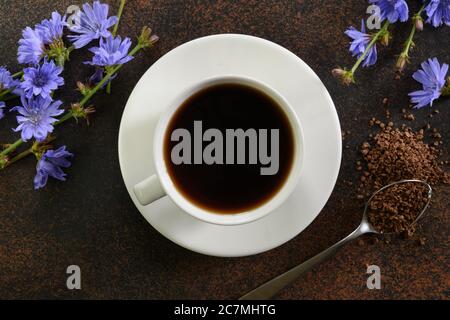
133;175;166;206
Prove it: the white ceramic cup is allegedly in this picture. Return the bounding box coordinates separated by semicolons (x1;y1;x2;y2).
133;75;304;226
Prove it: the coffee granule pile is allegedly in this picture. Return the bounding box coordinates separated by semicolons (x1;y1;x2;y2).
356;120;449;236
367;182;430;235
358;121;449;194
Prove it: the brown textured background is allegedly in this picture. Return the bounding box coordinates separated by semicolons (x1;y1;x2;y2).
0;0;449;299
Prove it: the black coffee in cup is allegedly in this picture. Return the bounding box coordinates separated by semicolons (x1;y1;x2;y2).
164;83;295;214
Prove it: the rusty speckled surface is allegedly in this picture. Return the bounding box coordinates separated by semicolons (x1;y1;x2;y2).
0;0;449;299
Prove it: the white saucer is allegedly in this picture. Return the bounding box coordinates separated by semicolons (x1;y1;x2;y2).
118;34;342;257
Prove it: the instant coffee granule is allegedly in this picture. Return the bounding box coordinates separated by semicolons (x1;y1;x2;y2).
359;121;449;194
367;182;430;235
357;120;449;237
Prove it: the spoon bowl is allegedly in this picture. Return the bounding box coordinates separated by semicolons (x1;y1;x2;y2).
361;179;433;235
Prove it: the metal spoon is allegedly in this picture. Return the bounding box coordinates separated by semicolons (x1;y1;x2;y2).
239;179;432;300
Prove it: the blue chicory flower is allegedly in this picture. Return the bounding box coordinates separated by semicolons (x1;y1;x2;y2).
34;146;73;190
20;59;64;99
424;0;450;27
345;20;378;67
369;0;409;23
68;1;118;49
85;36;134;67
18;27;45;65
36;11;67;44
408;57;449;108
18;11;68;65
0;101;5;120
12;96;64;142
0;66;19;91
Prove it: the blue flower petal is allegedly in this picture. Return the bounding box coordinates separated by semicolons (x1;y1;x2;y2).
409;57;448;108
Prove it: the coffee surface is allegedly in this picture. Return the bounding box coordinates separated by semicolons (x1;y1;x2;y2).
164;83;295;214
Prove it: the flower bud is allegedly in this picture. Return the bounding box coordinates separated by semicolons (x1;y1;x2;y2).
396;54;408;73
150;34;160;45
77;81;91;96
332;68;345;78
332;68;354;86
76;81;85;91
415;17;424;31
380;31;390;47
71;103;96;125
46;38;71;67
139;26;160;48
0;154;8;170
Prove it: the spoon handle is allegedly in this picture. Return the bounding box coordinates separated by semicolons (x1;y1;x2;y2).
239;226;367;300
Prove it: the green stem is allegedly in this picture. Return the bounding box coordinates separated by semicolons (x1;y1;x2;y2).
4;149;33;168
399;5;426;61
403;24;417;56
113;0;126;36
106;82;112;94
81;64;122;106
0;89;12;100
1;139;24;157
12;71;24;78
351;21;390;74
108;0;127;94
54;111;74;126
